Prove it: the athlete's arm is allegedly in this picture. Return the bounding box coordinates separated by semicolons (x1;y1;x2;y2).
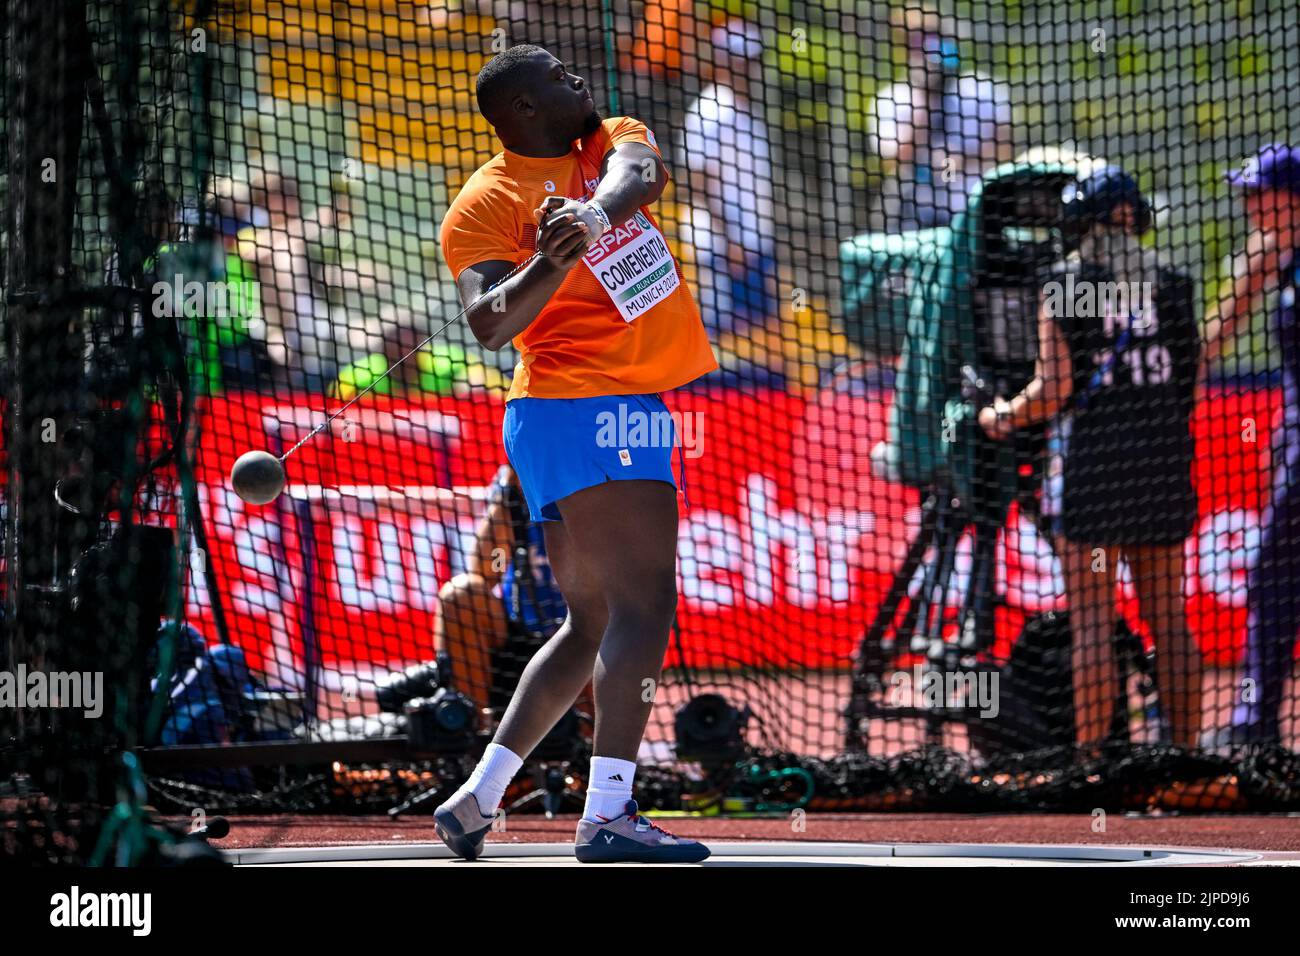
538;141;669;240
592;141;668;219
457;253;580;351
455;214;590;351
454;139;668;351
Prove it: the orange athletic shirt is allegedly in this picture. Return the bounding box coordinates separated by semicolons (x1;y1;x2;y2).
439;116;718;401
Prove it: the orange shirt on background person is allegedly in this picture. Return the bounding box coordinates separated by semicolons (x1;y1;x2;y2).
440;117;718;401
620;0;710;80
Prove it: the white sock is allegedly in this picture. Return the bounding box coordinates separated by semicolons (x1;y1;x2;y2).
461;742;523;816
583;755;637;822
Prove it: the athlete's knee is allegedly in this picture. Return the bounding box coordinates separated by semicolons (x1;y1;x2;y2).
561;599;609;648
607;571;677;628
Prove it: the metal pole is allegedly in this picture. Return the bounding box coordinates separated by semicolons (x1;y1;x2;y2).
3;0;89;766
600;0;619;116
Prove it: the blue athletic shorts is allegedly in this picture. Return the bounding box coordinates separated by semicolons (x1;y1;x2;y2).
503;393;679;522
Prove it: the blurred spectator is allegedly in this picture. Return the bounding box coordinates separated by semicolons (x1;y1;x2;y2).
435;466;566;707
125;182;273;394
677;18;778;337
208;172;293;388
868;8;1013;231
104;181;183;286
147;620;289;789
421;0;531;31
1201;144;1300;748
330;313;508;400
223;166;347;390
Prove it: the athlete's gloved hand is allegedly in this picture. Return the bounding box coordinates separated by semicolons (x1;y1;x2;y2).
574;200;611;241
534;196;591;269
536;196;610;241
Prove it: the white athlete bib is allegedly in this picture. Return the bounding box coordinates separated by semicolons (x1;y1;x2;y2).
581;211;680;323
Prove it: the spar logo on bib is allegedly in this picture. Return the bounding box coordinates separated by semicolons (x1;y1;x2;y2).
582;211;680;323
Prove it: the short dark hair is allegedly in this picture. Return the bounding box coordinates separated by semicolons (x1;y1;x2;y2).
476;45;549;121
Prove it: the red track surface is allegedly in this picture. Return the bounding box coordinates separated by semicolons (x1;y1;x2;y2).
201;812;1300;853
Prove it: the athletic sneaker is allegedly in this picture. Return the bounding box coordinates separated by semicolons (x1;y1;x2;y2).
574;800;711;864
434;790;495;861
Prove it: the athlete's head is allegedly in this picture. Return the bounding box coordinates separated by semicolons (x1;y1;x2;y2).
1228;144;1300;242
475;45;601;150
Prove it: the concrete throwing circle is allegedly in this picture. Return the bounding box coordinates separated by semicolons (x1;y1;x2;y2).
230;842;1265;867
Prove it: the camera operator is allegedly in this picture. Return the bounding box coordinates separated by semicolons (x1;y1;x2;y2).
978;168;1203;749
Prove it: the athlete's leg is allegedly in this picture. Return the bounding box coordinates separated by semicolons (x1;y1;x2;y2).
545;478;708;862
552;479;679;761
1125;542;1202;748
490;519;609;757
488;477;680;837
1057;536;1120;748
433;518;610;860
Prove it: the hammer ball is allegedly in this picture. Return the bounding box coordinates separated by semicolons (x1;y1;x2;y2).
230;450;286;505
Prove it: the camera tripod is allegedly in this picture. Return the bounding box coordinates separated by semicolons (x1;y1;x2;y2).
842;447;1160;753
